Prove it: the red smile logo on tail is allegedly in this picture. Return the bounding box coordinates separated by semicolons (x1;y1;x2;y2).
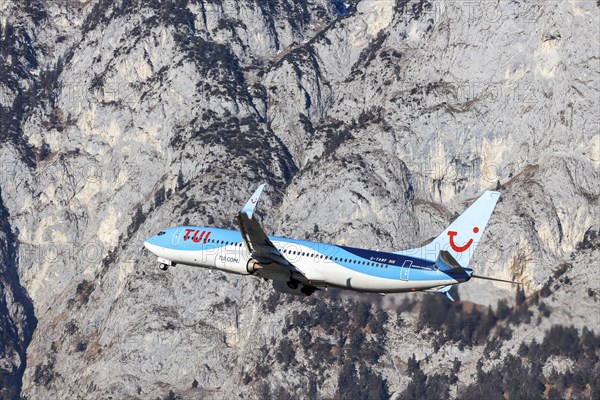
448;227;479;253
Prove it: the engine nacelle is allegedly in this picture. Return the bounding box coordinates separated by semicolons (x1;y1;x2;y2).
246;259;263;274
272;280;316;296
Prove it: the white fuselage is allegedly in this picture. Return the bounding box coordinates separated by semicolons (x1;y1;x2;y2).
144;227;461;293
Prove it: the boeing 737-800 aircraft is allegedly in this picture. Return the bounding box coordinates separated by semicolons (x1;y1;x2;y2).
144;185;518;300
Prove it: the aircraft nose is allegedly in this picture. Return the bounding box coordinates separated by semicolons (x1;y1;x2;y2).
143;239;161;256
144;230;168;254
144;236;160;251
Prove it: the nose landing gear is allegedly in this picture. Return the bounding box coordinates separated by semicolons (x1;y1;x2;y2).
157;257;175;272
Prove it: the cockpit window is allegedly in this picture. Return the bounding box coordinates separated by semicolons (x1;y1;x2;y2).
157;231;166;236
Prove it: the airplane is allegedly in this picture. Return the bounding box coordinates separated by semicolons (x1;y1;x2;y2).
143;184;520;300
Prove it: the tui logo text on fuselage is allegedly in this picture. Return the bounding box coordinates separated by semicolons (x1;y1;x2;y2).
183;229;212;244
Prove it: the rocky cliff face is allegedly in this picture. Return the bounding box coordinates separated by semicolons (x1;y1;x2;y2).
0;190;36;400
0;0;598;399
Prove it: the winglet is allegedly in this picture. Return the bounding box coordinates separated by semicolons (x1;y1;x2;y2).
241;183;267;219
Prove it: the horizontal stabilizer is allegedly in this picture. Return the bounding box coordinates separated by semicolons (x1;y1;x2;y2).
424;284;456;301
436;250;466;275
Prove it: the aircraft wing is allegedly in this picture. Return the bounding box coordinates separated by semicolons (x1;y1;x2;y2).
237;184;306;277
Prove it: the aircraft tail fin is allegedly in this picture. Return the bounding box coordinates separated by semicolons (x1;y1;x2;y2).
396;191;500;267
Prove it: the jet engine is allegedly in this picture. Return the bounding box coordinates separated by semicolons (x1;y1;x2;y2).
246;259;263;274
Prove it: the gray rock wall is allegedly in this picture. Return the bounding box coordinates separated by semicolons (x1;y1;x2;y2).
0;190;36;399
0;0;598;398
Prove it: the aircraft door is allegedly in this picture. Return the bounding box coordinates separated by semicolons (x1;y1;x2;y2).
401;260;412;281
171;227;184;246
